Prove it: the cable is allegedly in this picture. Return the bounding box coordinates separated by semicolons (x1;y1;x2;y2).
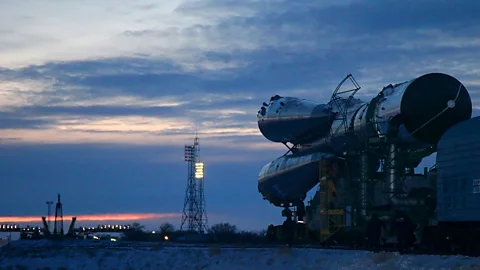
411;83;462;136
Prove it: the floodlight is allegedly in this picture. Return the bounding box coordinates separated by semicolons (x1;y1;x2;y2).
195;162;204;179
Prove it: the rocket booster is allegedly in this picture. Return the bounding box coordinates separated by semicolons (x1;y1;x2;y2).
257;95;333;145
257;73;472;207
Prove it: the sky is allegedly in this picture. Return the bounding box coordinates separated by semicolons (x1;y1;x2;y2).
0;0;480;231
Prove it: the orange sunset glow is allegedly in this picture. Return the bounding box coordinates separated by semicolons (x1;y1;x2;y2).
0;213;181;223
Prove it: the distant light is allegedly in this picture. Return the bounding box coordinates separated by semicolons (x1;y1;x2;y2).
152;231;156;234
164;236;169;241
195;162;204;179
93;235;99;240
110;238;117;242
297;220;304;224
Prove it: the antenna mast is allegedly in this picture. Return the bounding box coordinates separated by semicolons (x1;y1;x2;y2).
46;201;53;232
181;132;208;233
53;193;64;235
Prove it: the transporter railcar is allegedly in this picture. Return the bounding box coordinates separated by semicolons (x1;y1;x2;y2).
256;72;480;251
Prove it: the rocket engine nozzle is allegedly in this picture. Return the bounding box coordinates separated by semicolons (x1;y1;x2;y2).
396;73;472;144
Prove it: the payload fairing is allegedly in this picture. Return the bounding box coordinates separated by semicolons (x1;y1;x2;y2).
257;73;472;216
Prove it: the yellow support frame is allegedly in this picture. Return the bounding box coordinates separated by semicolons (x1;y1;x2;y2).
319;159;345;242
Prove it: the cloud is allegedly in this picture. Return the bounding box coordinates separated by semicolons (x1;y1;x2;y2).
0;0;387;70
0;0;260;69
0;111;53;129
1;0;479;155
1;0;479;148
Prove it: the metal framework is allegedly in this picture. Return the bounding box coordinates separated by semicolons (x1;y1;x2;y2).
318;157;345;242
46;200;53;232
327;73;361;137
318;74;361;238
181;135;208;233
53;193;64;235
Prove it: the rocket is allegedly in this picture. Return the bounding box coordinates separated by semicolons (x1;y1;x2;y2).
257;73;472;209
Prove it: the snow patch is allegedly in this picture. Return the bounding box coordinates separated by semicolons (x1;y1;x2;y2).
1;241;480;269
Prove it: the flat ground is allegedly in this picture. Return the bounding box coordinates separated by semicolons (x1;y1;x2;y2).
1;240;479;270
